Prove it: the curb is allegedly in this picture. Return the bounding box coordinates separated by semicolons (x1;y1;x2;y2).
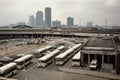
59;67;120;80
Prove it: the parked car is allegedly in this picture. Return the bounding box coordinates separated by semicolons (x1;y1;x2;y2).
89;59;98;70
0;56;13;63
0;62;4;67
8;54;21;60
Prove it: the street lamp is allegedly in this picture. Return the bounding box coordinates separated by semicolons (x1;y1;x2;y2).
79;19;81;27
5;40;8;55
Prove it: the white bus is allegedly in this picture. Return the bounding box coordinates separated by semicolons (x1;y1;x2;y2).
72;51;81;67
34;46;52;58
0;62;17;77
14;54;33;69
55;44;82;65
71;44;82;55
37;46;65;68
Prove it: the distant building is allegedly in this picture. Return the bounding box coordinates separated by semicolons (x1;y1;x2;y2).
87;22;93;27
28;15;35;26
67;17;74;27
52;20;61;27
9;24;17;27
45;7;51;27
42;21;46;27
36;11;43;27
17;22;26;25
112;26;120;30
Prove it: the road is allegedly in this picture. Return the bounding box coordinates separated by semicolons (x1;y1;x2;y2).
13;69;108;80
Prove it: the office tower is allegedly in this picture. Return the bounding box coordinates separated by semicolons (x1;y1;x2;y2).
28;15;35;26
67;17;74;27
52;20;61;27
36;11;43;26
87;22;93;27
45;7;51;27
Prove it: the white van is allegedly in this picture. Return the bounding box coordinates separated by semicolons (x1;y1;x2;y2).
89;59;98;70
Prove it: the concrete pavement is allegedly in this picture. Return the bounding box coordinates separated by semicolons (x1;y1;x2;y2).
59;67;120;80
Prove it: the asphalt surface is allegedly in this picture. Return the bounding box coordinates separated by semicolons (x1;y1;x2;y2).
0;38;111;80
13;69;108;80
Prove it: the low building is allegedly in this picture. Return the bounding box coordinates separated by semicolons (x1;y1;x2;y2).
52;20;61;27
81;37;120;74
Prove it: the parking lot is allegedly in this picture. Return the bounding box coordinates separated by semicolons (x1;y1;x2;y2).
0;37;119;80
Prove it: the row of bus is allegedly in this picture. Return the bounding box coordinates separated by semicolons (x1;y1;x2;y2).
0;45;55;78
55;44;82;65
34;45;52;58
0;45;61;77
37;44;82;68
0;50;82;78
0;44;82;77
0;54;33;77
37;46;65;67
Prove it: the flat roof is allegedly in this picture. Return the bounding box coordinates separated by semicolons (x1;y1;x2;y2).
81;50;118;55
84;37;114;48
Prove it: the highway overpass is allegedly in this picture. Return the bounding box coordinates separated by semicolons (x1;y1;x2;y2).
0;28;119;39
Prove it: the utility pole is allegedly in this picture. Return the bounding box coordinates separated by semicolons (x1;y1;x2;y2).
5;40;8;55
79;19;81;27
105;19;107;30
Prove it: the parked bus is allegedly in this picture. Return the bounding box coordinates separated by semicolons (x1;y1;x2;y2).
55;44;82;65
34;46;52;58
14;54;32;69
37;46;65;68
0;62;17;77
72;51;81;67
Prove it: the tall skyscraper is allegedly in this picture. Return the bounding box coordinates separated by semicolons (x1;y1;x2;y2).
67;17;74;27
36;11;43;26
45;7;51;27
28;15;35;26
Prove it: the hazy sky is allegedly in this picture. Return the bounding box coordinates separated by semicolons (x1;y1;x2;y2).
0;0;120;26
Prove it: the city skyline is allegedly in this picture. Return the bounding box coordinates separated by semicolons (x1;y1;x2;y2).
0;0;120;26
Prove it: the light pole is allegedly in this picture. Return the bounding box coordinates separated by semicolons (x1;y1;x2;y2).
79;19;81;27
5;40;8;55
105;19;107;30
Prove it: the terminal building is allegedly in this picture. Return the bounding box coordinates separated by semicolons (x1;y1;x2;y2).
80;36;120;74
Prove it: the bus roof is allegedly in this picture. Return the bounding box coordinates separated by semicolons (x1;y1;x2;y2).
55;44;82;59
55;48;74;59
0;77;18;80
57;46;65;50
35;46;52;53
0;63;16;73
72;44;82;49
72;51;81;60
14;54;32;62
38;50;60;61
